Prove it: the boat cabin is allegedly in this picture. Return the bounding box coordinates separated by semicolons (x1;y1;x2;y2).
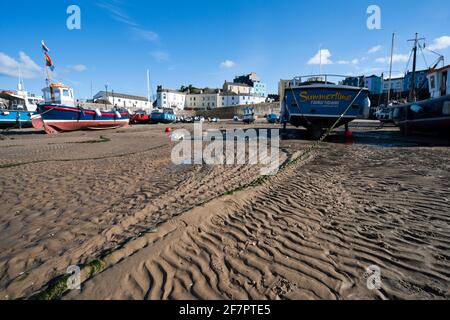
42;83;75;107
0;90;42;112
427;65;449;99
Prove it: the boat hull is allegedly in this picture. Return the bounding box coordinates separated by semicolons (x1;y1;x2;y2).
392;95;450;133
130;113;151;124
150;112;176;124
33;105;130;134
0;110;34;129
281;86;370;131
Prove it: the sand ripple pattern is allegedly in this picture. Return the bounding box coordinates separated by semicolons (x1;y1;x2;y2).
68;144;450;300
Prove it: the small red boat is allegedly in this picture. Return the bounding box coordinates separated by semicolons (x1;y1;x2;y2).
130;111;151;124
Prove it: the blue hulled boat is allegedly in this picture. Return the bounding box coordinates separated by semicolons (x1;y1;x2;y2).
150;108;177;124
279;75;371;138
0;86;43;129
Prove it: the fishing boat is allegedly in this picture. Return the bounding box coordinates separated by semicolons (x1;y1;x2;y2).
150;108;176;124
392;34;450;134
279;75;371;138
130;110;151;124
32;41;130;134
32;83;130;134
0;82;42;129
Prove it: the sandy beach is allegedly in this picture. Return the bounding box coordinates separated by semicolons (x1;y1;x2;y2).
0;122;449;300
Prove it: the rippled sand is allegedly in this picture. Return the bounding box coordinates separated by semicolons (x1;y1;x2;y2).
1;122;449;300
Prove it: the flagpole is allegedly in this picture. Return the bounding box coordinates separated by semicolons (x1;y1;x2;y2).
42;40;51;86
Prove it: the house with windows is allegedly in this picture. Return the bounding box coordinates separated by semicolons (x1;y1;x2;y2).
93;91;152;112
403;69;429;93
185;89;221;110
156;86;186;110
223;82;252;95
233;72;268;98
382;76;405;93
363;75;382;94
219;93;266;107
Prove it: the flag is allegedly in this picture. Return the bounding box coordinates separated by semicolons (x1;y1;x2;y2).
44;52;55;71
41;40;50;53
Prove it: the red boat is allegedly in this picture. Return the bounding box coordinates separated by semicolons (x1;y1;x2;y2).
130;111;151;124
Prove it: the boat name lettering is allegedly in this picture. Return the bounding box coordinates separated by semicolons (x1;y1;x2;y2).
299;91;353;102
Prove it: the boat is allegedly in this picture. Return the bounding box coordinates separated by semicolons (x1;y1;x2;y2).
279;75;371;138
0;82;43;129
32;41;130;134
130;110;151;124
150;108;176;124
243;107;256;124
392;34;450;134
266;113;280;124
32;83;130;134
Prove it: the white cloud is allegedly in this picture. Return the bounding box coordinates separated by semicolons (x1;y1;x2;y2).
97;1;160;43
220;60;236;69
133;28;159;42
150;51;170;62
427;36;450;51
375;53;410;64
367;45;382;54
68;64;88;72
307;49;332;65
96;0;138;27
0;51;41;79
338;58;359;65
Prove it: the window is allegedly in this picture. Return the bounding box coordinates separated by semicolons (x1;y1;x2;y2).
63;89;70;97
430;76;436;89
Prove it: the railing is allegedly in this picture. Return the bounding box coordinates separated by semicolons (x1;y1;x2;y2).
291;74;361;87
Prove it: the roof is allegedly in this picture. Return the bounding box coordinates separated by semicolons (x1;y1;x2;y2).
95;91;148;101
224;82;251;87
428;64;450;74
158;88;185;94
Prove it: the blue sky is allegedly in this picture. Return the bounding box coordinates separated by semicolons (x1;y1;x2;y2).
1;0;450;99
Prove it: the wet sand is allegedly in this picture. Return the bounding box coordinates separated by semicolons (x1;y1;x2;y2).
0;122;449;300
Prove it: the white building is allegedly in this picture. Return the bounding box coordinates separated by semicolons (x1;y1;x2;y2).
219;93;266;107
156;87;186;110
185;90;220;110
382;77;404;93
93;91;152;112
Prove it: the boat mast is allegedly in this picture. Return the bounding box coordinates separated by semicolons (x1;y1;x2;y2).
408;33;425;102
147;69;151;103
387;33;395;106
42;45;51;86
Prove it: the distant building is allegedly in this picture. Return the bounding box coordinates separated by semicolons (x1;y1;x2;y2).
185;89;221;110
223;81;252;95
403;69;429;93
382;77;404;93
233;72;268;98
219;93;266;107
341;76;364;87
364;75;382;94
156;86;186;110
93;91;152;112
